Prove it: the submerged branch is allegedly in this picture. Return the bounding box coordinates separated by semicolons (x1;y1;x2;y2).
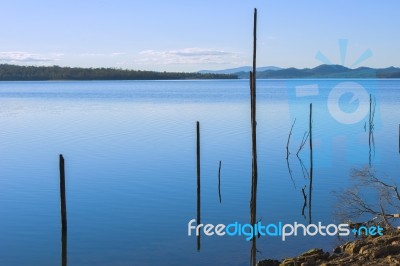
286;118;296;160
297;131;309;156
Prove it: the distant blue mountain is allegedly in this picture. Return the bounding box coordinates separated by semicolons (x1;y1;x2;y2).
198;66;282;75
231;64;400;79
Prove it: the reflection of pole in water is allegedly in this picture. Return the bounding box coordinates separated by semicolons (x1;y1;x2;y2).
301;185;307;220
286;158;296;189
295;118;311;221
61;229;67;266
286;118;296;160
218;160;222;203
369;130;375;167
196;121;201;251
298;154;309;180
297;150;309;220
286;119;297;189
368;94;376;166
249;8;258;266
297;131;309;157
59;155;67;266
369;94;372;166
309;104;313;224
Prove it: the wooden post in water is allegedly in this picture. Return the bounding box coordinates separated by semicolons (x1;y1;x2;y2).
250;8;258;226
398;124;400;154
309;104;313;165
196;122;201;251
61;230;67;266
218;160;222;203
308;103;313;224
59;154;67;231
368;94;376;166
369;94;372;148
250;71;254;121
59;154;67;266
250;8;258;266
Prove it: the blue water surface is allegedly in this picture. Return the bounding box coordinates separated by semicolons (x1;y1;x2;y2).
0;79;399;265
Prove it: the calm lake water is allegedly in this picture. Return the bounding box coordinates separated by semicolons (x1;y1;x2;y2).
0;79;399;265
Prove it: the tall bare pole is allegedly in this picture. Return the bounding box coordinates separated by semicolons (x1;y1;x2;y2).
196;121;201;251
250;8;258;226
218;160;222;203
250;8;258;266
309;104;313;224
59;154;67;266
59;154;67;231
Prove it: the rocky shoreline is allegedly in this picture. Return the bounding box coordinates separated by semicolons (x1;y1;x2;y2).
257;229;400;266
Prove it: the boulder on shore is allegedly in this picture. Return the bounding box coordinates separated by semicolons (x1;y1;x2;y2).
257;230;400;266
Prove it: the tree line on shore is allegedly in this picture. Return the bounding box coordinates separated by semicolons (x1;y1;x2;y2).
0;64;237;81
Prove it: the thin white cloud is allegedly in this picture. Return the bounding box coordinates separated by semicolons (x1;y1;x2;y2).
79;53;106;57
110;52;125;56
79;52;126;57
0;52;63;63
136;48;241;65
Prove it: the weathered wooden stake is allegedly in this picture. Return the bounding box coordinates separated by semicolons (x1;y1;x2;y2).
196;122;201;251
369;94;372;125
59;154;67;231
250;8;258;266
250;71;254;122
309;104;313;161
250;8;258;226
218;160;222;203
369;94;372;148
309;103;313;224
59;154;67;266
398;124;400;154
368;94;376;166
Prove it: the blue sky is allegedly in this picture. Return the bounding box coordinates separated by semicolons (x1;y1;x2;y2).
0;0;399;72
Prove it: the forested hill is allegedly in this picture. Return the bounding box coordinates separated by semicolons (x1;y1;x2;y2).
0;64;237;81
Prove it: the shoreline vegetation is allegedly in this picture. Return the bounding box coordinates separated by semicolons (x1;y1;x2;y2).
0;64;237;81
2;64;400;81
257;229;400;266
